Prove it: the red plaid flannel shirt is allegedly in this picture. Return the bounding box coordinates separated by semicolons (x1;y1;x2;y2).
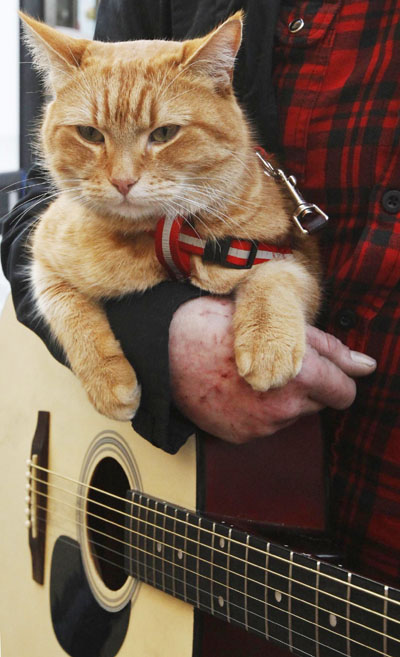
273;0;400;583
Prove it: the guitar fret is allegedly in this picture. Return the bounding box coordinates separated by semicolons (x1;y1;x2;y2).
172;508;177;599
226;527;232;623
349;572;388;657
143;497;153;585
183;511;189;602
244;536;249;631
184;514;198;606
267;544;290;649
265;542;270;640
246;535;270;637
210;523;215;616
197;516;213;615
173;507;186;601
161;501;166;593
163;502;174;596
291;550;319;657
316;561;321;657
227;528;247;629
288;551;293;652
318;560;350;657
196;518;201;610
387;585;400;656
211;523;230;622
150;498;156;588
383;585;388;657
153;500;164;592
143;496;153;586
346;572;351;657
138;494;147;584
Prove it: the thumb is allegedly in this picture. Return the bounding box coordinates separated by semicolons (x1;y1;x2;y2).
306;325;377;377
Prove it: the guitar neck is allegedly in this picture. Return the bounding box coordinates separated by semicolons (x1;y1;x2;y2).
123;490;400;657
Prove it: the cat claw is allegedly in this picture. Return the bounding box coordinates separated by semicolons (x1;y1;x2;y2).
81;356;142;422
108;383;141;421
89;382;141;422
235;337;305;392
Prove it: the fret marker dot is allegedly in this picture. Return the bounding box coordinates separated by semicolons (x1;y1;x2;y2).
329;614;337;628
219;538;225;549
156;542;162;553
275;591;282;603
218;596;224;607
177;549;183;560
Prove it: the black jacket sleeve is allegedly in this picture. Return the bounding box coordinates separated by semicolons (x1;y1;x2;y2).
0;166;67;366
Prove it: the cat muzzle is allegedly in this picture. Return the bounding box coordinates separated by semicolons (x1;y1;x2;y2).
154;215;294;280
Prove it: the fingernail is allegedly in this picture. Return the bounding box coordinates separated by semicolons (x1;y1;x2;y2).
350;351;376;368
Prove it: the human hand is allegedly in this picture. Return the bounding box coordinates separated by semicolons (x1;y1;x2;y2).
169;296;376;444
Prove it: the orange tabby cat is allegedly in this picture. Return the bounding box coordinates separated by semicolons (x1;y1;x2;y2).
21;11;320;421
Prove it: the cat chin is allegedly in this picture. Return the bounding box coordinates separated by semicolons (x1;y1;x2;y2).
101;202;164;225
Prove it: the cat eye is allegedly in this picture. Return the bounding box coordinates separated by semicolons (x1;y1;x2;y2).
149;125;180;144
77;126;105;143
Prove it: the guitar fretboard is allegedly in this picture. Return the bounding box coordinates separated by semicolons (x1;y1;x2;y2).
123;490;400;657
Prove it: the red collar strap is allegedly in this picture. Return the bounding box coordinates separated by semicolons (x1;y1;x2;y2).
154;215;293;280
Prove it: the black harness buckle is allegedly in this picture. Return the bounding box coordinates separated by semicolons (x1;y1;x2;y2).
203;238;258;269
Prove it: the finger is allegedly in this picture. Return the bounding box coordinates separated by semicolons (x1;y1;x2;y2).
298;348;357;409
271;399;324;431
306;325;376;377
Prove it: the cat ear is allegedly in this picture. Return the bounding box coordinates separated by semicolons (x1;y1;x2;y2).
183;11;243;92
19;11;88;91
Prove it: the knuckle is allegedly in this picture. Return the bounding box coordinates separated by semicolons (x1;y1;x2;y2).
334;379;357;409
323;331;342;355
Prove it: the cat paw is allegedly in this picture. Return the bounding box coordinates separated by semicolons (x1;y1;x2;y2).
235;330;305;392
83;355;141;421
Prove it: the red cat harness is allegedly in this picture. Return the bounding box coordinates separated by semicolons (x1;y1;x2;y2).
153;148;328;280
154;215;293;280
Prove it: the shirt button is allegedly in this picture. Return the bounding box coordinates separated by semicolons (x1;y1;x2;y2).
289;18;305;33
337;309;357;330
382;190;400;214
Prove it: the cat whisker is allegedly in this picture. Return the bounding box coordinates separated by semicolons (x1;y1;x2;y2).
165;199;219;243
222;149;253;176
5;186;84;229
172;193;254;242
180;181;259;212
4;192;60;229
175;185;255;229
0;180;48;197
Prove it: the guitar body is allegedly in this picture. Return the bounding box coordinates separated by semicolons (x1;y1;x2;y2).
0;298;327;657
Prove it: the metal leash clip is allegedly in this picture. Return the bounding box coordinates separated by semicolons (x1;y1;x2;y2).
256;150;329;235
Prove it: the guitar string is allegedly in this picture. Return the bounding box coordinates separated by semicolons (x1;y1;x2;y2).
28;468;400;621
32;525;368;657
28;462;400;608
31;489;391;637
31;513;396;657
29;490;400;647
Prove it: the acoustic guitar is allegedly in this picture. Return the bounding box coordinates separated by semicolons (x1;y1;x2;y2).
0;296;399;657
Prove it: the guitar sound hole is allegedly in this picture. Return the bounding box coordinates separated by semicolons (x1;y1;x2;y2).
87;457;130;591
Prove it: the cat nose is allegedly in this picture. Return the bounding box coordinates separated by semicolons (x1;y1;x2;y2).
110;178;138;196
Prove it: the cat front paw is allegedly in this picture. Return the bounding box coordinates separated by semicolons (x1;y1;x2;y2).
235;328;305;392
82;355;141;421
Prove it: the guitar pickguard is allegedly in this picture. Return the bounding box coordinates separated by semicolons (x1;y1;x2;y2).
50;536;130;657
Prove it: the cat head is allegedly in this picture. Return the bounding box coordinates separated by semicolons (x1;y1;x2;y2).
20;11;252;227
